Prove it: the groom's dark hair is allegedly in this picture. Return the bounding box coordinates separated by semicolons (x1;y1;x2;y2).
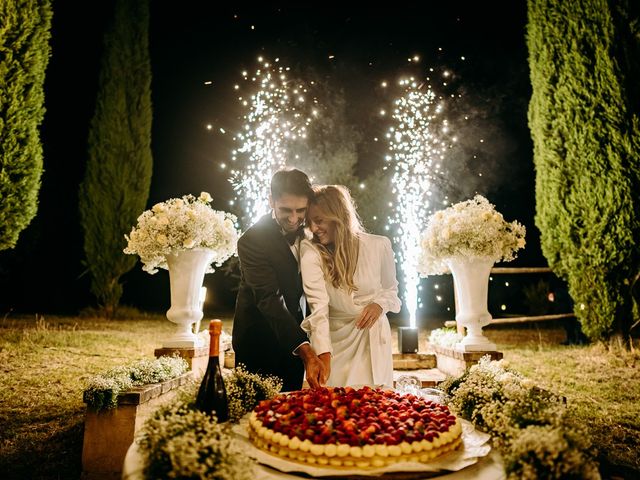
271;168;313;200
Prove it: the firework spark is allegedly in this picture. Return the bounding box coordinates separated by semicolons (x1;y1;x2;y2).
230;57;315;226
387;77;451;327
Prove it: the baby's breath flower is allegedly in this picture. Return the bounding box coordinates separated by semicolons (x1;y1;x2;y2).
418;195;526;275
505;425;600;480
138;401;254;480
83;356;188;411
428;327;463;347
441;356;598;478
224;364;282;422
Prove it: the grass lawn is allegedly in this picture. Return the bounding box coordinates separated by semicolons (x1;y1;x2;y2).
0;314;638;479
486;326;640;479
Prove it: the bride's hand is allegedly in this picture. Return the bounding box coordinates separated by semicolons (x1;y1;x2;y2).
355;303;383;329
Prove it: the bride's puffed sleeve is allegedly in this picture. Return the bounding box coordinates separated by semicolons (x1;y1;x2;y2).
375;237;402;315
300;240;333;356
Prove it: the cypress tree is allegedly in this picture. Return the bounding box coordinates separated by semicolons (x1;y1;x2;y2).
527;0;640;341
79;0;153;317
0;0;52;250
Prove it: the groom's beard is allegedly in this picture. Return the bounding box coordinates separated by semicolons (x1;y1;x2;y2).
275;217;305;233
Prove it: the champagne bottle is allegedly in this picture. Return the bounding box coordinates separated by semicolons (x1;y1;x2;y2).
195;319;229;421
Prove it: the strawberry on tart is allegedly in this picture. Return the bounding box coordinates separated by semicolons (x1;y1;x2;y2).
247;386;462;468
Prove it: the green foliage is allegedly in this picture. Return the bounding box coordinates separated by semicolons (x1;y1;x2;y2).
522;279;552;316
527;0;640;340
291;83;361;184
0;0;52;250
79;0;153;316
83;355;188;412
290;78;391;234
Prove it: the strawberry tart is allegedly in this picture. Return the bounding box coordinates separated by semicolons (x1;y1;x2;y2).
247;386;462;468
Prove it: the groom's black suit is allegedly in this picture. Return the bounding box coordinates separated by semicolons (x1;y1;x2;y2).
232;214;309;391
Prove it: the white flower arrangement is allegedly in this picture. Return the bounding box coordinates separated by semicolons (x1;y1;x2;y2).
428;327;463;348
138;402;255;480
224;364;282;422
418;195;526;275
124;192;239;274
83;356;189;411
440;357;600;479
134;366;281;479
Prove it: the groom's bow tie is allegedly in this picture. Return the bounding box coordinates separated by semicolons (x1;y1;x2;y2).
284;227;304;245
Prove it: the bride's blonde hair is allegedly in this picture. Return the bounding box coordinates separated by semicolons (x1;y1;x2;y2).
309;185;364;293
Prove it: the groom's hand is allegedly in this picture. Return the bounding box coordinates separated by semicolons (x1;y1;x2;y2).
318;352;331;384
297;344;324;389
356;303;383;329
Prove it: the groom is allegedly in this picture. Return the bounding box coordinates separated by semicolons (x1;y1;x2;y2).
232;168;329;391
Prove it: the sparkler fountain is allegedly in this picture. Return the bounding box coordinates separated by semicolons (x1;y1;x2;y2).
230;57;315;227
386;77;451;352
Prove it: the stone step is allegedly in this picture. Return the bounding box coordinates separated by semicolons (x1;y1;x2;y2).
430;344;503;377
392;352;437;370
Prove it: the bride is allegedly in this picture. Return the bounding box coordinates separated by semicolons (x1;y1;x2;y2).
300;185;401;388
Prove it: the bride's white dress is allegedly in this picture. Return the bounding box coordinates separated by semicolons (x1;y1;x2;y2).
300;233;402;388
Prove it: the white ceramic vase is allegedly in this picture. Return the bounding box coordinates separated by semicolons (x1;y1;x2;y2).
163;248;215;348
446;256;497;352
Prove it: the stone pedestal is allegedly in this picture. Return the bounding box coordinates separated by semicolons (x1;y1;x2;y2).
392;352;437;370
81;372;192;480
154;347;209;378
430;344;503;377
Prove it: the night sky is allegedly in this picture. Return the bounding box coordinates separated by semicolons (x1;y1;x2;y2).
0;2;540;321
